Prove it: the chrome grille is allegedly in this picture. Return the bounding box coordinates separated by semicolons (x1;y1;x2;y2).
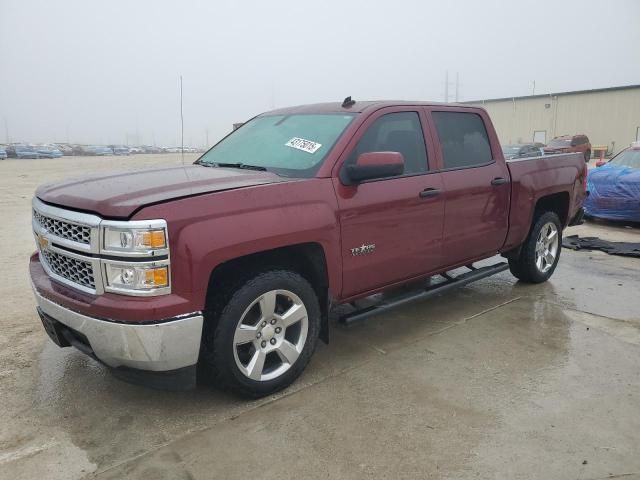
41;249;96;290
33;210;91;245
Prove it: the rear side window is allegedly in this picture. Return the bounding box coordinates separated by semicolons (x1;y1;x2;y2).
348;111;428;175
432;112;493;169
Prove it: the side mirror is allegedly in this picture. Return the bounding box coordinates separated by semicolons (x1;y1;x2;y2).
595;160;607;167
343;152;404;184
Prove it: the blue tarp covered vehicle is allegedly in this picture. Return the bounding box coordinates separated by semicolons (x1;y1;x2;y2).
585;146;640;222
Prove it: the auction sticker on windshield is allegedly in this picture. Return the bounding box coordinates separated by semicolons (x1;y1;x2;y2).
285;137;322;154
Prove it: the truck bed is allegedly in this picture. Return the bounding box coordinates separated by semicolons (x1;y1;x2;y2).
503;152;587;251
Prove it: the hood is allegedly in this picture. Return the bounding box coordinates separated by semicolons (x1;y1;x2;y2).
36;165;290;218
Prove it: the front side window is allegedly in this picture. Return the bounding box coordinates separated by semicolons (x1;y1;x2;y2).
432;111;493;169
197;113;356;178
347;111;428;175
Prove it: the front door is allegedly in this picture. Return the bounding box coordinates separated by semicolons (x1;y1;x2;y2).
430;109;510;264
333;108;445;298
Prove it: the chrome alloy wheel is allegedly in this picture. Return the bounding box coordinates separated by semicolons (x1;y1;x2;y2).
232;289;309;382
535;222;559;273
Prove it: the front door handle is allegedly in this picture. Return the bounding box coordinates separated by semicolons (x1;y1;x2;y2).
419;188;441;199
491;177;509;186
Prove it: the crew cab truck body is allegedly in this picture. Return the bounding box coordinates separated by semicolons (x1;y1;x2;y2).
30;100;587;396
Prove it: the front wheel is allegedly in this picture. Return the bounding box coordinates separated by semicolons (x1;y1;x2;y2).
200;270;320;398
508;211;562;283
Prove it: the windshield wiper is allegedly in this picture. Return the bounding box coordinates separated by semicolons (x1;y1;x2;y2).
198;162;267;171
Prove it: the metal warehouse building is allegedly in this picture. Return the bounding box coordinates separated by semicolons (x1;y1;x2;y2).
466;84;640;155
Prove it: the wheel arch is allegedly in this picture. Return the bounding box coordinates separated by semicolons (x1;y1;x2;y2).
534;191;570;227
205;242;331;344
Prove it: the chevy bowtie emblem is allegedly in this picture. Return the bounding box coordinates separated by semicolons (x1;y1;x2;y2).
350;243;376;256
37;232;50;250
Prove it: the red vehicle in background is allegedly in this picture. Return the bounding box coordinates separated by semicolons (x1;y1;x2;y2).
30;99;587;397
544;134;591;162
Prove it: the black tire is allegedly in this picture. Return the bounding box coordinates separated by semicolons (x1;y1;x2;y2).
508;211;562;283
200;270;320;398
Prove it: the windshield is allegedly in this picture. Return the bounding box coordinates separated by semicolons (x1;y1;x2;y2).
197;113;356;177
609;149;640;169
548;138;572;147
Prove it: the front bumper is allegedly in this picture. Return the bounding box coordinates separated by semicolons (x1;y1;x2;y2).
33;286;203;375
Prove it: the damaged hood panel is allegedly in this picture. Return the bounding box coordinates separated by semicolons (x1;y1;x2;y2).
36;165;288;218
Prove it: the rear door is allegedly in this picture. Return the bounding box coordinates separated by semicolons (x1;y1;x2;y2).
428;108;510;264
333;107;445;297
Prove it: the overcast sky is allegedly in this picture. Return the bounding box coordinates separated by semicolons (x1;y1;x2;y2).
1;0;639;147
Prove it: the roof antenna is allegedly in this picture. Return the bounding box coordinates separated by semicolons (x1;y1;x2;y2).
342;96;356;108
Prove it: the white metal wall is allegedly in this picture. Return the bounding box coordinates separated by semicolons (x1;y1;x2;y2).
468;87;640;154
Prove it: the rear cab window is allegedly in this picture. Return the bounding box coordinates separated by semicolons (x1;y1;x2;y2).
431;111;493;169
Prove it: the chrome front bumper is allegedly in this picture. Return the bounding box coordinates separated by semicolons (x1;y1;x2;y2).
33;288;203;372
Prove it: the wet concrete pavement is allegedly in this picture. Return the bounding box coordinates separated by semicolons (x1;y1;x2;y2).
1;156;639;479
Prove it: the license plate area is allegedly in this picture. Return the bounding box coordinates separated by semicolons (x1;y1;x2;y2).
37;308;71;348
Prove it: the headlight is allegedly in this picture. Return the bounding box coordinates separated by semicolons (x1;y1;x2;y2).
103;261;170;295
99;220;170;295
103;224;167;254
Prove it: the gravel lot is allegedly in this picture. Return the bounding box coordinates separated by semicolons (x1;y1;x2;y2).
1;155;639;480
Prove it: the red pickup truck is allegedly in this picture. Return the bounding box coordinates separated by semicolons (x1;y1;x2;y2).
30;100;587;396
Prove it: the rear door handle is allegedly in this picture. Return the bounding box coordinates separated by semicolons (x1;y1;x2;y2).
491;177;509;186
419;188;441;199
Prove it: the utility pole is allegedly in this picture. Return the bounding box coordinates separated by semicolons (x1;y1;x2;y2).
444;71;459;102
180;75;184;164
532;80;536;96
444;71;449;103
205;128;209;147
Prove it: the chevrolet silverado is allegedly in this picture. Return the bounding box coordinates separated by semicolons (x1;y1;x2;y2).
30;99;587;397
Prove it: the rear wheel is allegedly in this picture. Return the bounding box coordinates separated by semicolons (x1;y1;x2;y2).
508;211;562;283
200;270;320;398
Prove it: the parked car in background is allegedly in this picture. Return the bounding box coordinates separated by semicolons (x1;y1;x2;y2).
142;146;162;154
35;145;63;158
30;100;587;396
584;143;640;222
502;143;543;160
7;144;40;159
129;146;144;154
72;145;94;156
544;134;591;162
74;145;113;156
0;145;7;160
110;146;130;155
55;144;74;156
93;146;113;156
